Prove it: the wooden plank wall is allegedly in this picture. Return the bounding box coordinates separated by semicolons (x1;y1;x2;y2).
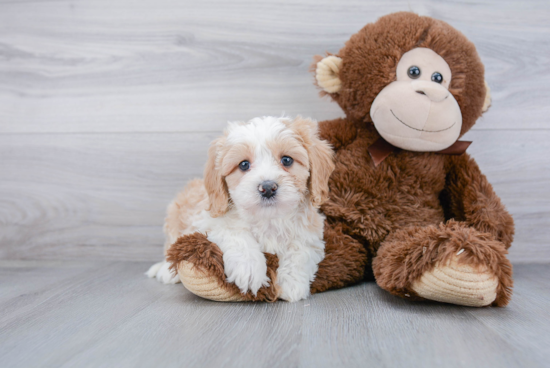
1;0;548;262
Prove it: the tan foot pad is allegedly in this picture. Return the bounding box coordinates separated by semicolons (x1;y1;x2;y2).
411;256;498;307
177;261;245;302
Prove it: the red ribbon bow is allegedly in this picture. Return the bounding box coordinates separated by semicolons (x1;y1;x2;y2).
368;138;472;167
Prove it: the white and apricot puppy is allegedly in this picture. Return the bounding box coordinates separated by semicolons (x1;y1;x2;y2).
147;116;335;302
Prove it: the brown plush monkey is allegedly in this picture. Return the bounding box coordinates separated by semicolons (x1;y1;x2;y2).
168;12;514;307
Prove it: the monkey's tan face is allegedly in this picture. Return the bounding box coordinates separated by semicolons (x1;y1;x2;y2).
370;48;462;152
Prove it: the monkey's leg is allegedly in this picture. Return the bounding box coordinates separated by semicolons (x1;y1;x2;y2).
372;220;513;307
311;222;369;294
167;233;280;302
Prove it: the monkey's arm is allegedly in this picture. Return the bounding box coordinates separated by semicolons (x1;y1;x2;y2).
441;154;514;248
317;118;358;151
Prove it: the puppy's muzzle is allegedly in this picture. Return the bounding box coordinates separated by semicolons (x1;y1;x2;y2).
258;181;278;199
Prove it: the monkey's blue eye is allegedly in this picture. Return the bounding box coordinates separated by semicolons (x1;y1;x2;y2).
431;72;443;83
281;156;293;167
239;161;250;171
408;66;421;79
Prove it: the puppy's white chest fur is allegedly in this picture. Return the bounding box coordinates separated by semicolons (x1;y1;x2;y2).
246;207;324;256
196;203;325;257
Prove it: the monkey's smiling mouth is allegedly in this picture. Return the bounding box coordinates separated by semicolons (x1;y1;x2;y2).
390;109;455;133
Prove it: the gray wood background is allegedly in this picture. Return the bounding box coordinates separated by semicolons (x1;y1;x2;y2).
1;0;549;263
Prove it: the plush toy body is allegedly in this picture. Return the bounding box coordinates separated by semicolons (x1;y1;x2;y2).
168;12;514;307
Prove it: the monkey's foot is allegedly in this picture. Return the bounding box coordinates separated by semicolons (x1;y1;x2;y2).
177;261;246;302
373;221;513;307
411;255;498;307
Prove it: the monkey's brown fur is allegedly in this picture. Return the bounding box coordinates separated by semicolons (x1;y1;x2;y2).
168;12;514;306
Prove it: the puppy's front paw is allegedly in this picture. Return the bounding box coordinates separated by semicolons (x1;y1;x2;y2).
223;250;270;295
277;274;311;302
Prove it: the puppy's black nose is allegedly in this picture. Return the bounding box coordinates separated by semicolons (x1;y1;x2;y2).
258;180;278;198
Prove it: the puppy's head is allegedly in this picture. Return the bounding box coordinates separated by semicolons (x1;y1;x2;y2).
204;116;335;219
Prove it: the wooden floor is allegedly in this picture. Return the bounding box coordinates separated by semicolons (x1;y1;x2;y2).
0;262;548;368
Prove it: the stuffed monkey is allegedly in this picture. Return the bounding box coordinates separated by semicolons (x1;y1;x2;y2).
168;12;514;307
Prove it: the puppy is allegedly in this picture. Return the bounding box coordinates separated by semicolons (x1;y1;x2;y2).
147;116;335;302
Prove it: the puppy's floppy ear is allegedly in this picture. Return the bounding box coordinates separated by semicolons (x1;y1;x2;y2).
204;137;230;217
291;117;335;208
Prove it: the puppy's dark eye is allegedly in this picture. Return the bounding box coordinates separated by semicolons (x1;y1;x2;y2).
431;72;443;83
281;156;293;167
239;161;250;171
408;66;421;79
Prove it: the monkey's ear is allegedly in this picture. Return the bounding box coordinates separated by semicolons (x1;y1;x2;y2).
315;55;343;94
482;80;492;113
